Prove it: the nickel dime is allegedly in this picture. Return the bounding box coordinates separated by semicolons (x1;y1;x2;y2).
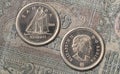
61;27;104;70
16;2;60;45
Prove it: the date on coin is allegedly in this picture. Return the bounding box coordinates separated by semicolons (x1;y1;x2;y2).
16;2;60;45
61;27;104;70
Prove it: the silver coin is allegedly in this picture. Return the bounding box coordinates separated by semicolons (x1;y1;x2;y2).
16;2;60;45
61;27;104;70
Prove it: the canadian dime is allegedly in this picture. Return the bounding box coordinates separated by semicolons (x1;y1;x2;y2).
16;2;60;45
61;27;104;70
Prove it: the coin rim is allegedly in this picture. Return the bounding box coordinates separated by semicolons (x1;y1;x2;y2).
60;27;104;70
16;2;60;46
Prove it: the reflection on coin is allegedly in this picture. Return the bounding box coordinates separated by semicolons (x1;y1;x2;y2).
61;27;104;70
16;2;60;45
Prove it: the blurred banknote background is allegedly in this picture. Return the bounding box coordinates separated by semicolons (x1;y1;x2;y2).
0;0;120;74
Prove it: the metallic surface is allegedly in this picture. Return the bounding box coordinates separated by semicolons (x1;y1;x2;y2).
61;27;104;70
16;2;60;45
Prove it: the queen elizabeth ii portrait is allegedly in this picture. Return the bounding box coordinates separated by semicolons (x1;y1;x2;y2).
72;35;92;62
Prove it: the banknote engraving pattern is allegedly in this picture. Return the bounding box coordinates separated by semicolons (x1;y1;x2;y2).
60;12;72;29
102;50;120;74
0;0;120;74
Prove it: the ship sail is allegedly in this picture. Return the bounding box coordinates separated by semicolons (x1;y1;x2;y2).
25;7;49;34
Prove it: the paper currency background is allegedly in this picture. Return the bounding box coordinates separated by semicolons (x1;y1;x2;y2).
0;0;120;74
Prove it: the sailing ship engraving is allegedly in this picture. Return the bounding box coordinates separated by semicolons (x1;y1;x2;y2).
25;7;50;34
16;2;60;45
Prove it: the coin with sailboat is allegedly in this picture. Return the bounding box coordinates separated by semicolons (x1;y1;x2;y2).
16;2;60;45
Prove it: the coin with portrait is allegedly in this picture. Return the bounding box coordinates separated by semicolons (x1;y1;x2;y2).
16;2;60;45
61;27;104;70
